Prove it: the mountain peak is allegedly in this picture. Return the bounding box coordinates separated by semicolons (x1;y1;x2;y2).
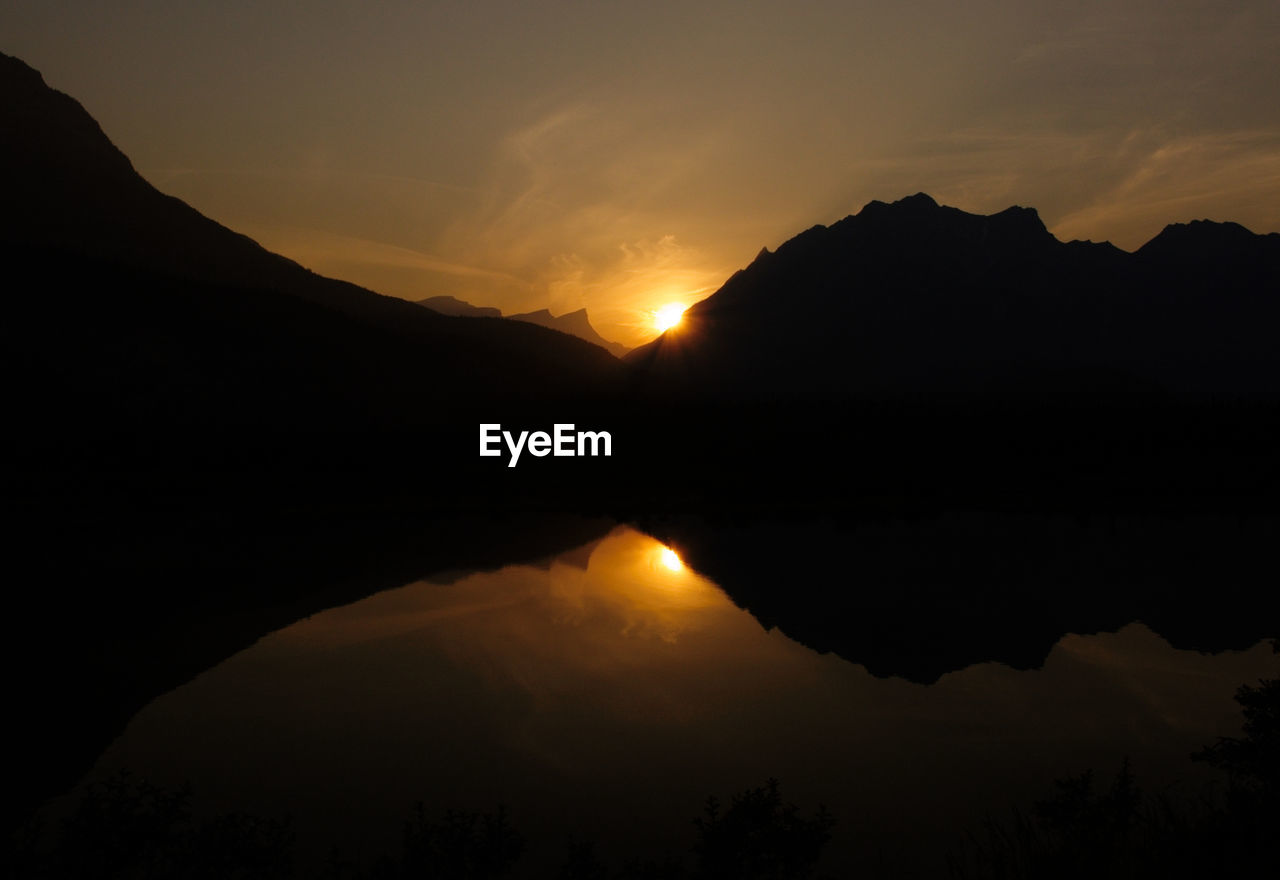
993;203;1044;226
507;307;630;358
1144;218;1256;247
858;192;939;215
416;295;501;318
989;203;1050;240
1137;218;1279;263
898;191;939;208
0;50;44;86
1;51;140;211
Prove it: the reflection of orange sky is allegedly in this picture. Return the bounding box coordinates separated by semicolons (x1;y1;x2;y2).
84;525;1279;877
543;530;719;644
283;528;725;650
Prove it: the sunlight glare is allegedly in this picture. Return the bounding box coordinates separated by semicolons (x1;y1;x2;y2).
653;303;686;333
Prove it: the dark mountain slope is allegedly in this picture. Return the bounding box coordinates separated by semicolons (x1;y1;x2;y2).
627;193;1280;395
0;51;621;382
0;52;624;482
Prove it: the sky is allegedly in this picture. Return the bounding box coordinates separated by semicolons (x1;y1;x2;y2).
5;0;1279;346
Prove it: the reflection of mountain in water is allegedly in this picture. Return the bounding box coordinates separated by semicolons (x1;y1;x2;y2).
638;514;1280;683
6;508;614;835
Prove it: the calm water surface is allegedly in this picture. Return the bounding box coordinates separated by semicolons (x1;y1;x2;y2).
73;524;1275;875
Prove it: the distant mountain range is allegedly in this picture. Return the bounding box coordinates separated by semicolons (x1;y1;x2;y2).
505;308;631;358
416;295;502;319
418;296;631;357
627;193;1280;395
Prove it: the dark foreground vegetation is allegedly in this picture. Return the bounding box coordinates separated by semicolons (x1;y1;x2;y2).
949;643;1279;880
8;648;1276;879
6;778;834;880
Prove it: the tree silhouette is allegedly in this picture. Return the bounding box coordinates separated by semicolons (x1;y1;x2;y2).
1193;642;1279;802
692;779;834;880
398;804;524;880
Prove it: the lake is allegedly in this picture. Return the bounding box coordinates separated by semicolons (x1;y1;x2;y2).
53;520;1276;877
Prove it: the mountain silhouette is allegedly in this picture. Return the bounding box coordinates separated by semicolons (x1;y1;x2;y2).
4;49;1278;515
508;307;631;358
0;52;623;484
627;193;1280;395
417;294;502;318
416;298;629;356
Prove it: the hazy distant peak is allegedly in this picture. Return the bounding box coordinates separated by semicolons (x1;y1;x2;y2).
507;307;630;358
416;295;501;318
553;308;601;337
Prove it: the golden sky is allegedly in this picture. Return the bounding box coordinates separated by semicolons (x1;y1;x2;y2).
7;1;1279;347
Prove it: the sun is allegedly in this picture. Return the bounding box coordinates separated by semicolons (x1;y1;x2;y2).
659;547;684;572
653;303;686;333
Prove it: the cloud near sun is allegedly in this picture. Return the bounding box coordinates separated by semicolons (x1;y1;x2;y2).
428;102;734;346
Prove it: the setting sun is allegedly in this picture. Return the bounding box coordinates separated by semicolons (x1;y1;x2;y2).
653;303;686;333
659;547;684;572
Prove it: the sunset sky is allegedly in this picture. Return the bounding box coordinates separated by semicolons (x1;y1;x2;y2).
6;1;1278;346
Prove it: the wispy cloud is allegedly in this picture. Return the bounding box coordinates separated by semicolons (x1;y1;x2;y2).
1051;131;1280;246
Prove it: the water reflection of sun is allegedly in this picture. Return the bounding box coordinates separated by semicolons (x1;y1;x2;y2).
546;530;719;642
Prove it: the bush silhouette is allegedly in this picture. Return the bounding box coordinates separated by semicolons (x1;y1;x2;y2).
14;771;293;879
397;804;524;880
1193;653;1279;802
692;779;834;880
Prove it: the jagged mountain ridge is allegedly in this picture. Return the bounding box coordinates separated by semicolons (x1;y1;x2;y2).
627;193;1280;395
416;296;631;357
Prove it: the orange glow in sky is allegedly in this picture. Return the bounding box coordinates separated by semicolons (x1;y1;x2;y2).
11;4;1278;351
